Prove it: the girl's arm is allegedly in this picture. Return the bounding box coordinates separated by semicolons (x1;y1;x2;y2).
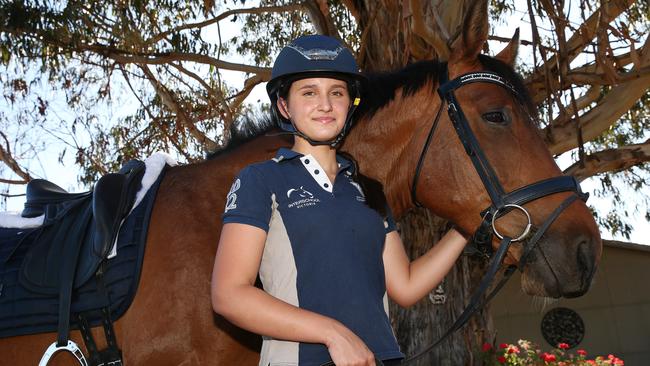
211;222;376;366
382;228;467;307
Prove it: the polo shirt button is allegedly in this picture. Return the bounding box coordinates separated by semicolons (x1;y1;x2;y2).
304;159;310;164
324;183;329;188
314;169;320;174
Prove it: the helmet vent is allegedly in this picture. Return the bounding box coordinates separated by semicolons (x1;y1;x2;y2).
287;44;344;61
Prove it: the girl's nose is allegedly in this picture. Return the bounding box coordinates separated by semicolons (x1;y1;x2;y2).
317;94;333;111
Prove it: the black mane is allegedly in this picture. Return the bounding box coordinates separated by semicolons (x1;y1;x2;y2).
356;60;441;119
207;55;535;158
356;56;534;120
206;113;279;160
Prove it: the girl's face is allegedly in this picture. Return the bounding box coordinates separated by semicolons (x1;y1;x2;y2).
277;77;351;142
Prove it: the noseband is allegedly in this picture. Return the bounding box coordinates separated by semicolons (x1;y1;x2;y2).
403;63;589;363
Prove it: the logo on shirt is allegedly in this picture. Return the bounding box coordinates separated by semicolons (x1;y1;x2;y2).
224;178;240;213
287;186;313;199
286;186;320;209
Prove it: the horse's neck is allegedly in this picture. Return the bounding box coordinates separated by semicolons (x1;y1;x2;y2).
343;85;442;217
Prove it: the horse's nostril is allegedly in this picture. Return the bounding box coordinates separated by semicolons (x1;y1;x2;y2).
577;239;595;289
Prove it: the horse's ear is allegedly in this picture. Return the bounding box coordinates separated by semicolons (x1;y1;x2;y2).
495;28;520;67
449;0;489;63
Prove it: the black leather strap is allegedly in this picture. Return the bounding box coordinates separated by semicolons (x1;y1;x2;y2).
411;101;444;207
503;176;586;208
518;194;581;270
438;64;507;209
57;204;93;346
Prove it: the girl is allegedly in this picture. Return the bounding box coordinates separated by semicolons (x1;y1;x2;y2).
211;35;467;366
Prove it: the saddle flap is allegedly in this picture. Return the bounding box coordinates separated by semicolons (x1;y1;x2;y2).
92;161;145;258
19;201;96;295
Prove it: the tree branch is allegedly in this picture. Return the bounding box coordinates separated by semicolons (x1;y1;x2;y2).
144;3;306;45
409;0;450;59
0;178;29;185
0;191;26;197
228;74;265;114
526;0;635;97
546;35;650;155
304;0;338;37
139;65;219;151
564;141;650;181
170;62;235;126
0;131;31;183
88;46;272;77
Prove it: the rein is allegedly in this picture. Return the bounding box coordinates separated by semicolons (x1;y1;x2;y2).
403;63;588;364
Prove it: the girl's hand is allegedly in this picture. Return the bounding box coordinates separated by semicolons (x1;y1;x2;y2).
324;322;376;366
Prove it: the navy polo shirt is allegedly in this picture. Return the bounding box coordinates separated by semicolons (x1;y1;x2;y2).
222;148;403;366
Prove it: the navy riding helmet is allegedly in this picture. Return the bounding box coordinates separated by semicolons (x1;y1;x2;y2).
266;34;366;146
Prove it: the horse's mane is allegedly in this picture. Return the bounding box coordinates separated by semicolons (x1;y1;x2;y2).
357;56;535;121
207;55;536;158
206;113;279;160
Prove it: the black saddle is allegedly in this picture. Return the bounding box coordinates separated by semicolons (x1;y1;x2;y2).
20;159;146;292
0;158;165;366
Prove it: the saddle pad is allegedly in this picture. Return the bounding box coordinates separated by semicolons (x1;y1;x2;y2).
0;167;166;338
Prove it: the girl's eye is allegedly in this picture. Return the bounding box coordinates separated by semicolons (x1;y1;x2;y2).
482;110;510;125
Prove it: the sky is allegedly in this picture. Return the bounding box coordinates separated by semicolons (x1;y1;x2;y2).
2;2;648;245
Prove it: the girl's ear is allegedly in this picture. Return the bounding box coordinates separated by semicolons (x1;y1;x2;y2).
277;98;291;119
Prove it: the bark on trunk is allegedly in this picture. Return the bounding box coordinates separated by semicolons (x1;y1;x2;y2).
391;209;494;365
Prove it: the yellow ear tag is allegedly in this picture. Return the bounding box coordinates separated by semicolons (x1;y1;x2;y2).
353;98;361;106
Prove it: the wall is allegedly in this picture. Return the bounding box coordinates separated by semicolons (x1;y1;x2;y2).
491;242;650;366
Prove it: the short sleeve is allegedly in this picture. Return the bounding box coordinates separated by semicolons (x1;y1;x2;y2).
222;165;272;232
383;204;397;234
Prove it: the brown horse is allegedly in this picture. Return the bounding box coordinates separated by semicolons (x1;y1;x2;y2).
1;2;601;365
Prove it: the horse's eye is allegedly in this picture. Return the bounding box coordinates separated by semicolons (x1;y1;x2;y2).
482;110;509;125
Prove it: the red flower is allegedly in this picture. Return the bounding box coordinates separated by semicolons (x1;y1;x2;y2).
482;343;493;352
613;357;624;365
497;356;507;364
558;342;570;350
540;352;557;362
499;343;509;349
507;346;520;354
577;349;588;357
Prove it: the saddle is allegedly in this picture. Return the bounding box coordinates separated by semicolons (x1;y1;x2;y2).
0;159;165;366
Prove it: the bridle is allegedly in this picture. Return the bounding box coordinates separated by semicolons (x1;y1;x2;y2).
403;63;589;364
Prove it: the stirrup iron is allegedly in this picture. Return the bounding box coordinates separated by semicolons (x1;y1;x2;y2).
39;340;89;366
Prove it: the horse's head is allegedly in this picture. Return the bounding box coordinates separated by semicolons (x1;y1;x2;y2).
345;0;601;299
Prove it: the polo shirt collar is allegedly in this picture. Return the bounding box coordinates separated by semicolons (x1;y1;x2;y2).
273;148;353;173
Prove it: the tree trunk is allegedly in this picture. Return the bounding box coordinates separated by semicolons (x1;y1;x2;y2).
350;1;495;364
392;210;494;365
